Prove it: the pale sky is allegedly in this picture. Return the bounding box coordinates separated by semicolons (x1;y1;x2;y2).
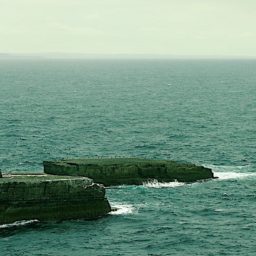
0;0;256;57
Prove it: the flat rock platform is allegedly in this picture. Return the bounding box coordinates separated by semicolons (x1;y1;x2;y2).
0;173;111;225
43;158;214;186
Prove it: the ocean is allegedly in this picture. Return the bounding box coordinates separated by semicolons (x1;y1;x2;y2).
0;59;256;255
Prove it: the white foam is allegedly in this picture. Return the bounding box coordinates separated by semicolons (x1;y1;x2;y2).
109;203;135;215
214;171;256;180
0;219;39;229
205;164;253;172
143;179;185;188
204;164;256;180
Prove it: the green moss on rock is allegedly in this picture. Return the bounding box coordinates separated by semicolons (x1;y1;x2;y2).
0;174;111;225
44;158;214;186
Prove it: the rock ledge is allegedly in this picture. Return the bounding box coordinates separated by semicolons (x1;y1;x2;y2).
44;158;214;186
0;174;111;225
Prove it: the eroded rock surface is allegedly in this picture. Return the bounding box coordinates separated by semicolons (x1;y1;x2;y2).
44;158;214;186
0;174;111;225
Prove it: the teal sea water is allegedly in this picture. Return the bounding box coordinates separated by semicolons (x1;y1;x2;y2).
0;59;256;255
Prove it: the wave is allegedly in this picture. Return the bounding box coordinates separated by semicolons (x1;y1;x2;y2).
204;164;256;180
0;219;39;230
143;179;185;188
214;171;256;180
109;203;135;215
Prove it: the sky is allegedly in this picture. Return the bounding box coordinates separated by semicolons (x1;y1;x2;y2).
0;0;256;57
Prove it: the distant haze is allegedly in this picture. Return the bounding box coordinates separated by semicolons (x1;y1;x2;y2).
1;0;256;58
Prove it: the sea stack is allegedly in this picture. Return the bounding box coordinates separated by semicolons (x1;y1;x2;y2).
44;158;214;186
0;174;111;225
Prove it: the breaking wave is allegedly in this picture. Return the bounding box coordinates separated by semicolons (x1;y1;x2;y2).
204;164;256;180
143;179;185;188
109;203;135;215
0;220;39;230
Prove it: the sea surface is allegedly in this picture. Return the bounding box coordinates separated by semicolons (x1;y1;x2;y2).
0;59;256;255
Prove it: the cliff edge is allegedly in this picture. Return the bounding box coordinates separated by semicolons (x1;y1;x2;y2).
0;174;111;225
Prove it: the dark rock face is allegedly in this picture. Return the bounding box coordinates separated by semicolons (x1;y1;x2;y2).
0;174;111;225
44;158;214;186
0;171;2;178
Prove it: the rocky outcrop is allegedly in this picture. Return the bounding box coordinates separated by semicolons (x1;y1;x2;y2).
0;171;2;178
0;174;111;225
44;158;214;186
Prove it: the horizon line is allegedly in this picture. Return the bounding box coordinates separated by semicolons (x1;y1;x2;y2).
1;53;256;60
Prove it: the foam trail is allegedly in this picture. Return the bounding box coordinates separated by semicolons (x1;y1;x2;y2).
109;203;135;215
0;220;39;229
143;179;185;188
204;164;256;180
214;172;256;180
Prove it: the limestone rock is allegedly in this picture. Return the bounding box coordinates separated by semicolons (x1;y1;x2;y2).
44;158;214;186
0;174;111;225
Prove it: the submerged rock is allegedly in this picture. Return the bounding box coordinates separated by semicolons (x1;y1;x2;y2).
0;174;111;225
44;158;214;186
